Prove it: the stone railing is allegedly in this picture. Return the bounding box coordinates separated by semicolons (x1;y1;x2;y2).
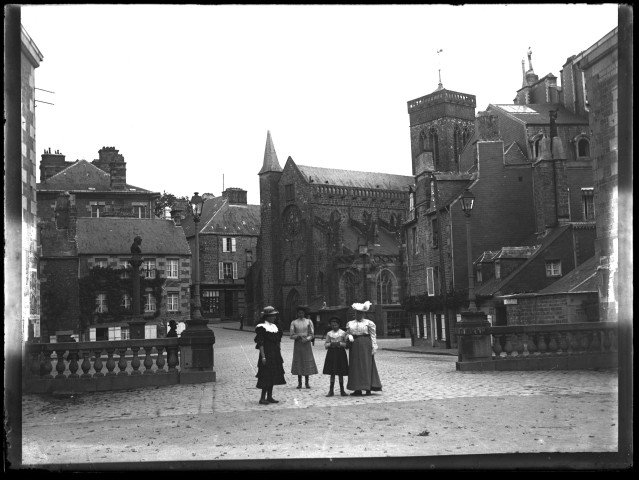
25;339;181;393
456;321;618;371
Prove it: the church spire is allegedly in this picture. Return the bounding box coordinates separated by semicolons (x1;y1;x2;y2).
436;48;444;91
521;58;528;87
258;130;282;175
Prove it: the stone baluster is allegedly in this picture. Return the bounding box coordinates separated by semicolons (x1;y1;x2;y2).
503;335;514;357
55;349;67;379
41;351;54;379
589;331;601;352
80;351;92;378
514;334;524;357
155;346;166;373
603;330;612;351
537;334;548;354
68;349;80;378
131;347;142;375
30;352;42;378
527;333;538;355
143;347;154;374
579;331;590;352
167;345;179;371
547;333;559;354
93;349;105;377
492;335;503;357
521;334;530;357
558;333;569;354
568;332;579;354
117;348;129;376
105;348;117;376
610;330;617;351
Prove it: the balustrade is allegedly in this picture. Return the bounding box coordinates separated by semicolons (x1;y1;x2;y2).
26;339;181;381
484;323;617;363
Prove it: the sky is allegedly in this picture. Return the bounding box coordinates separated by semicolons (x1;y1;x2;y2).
21;4;618;205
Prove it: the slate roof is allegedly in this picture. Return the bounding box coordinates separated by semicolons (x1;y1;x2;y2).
490;104;588;126
536;255;598;295
181;196;261;237
295;164;413;191
504;141;529;165
37;160;153;193
475;225;571;297
75;218;190;255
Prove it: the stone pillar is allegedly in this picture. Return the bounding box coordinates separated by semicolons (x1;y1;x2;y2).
455;310;493;371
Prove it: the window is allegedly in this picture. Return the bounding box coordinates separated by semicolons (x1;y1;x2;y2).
108;327;122;341
495;262;501;280
120;259;131;278
377;270;394;304
431;218;439;248
121;327;130;340
144;292;156;312
246;250;253;270
577;139;590;157
583;192;595;221
412;227;419;255
202;290;220;314
143;259;156;279
534;138;541;159
222;237;237;252
121;293;131;311
545;260;562;277
94;258;108;269
96;293;108;313
296;258;302;283
476;267;483;284
285;184;295;202
91;204;103;218
167;259;179;278
426;267;435;297
219;262;237;279
409;189;415;217
429;128;439;167
167;292;179;312
343;271;357;307
144;324;157;339
132;205;146;218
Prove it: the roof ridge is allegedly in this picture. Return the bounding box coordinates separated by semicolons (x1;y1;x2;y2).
44;159;110;183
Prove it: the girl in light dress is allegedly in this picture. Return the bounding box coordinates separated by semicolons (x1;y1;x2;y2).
322;317;349;397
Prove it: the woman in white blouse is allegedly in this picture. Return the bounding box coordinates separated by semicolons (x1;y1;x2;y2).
345;301;382;396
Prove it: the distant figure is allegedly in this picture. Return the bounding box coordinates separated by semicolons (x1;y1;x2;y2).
290;305;318;389
346;301;382;396
239;314;244;331
131;236;142;255
167;320;178;338
323;317;349;397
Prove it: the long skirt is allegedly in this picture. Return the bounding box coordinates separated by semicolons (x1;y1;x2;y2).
255;346;286;389
291;340;318;376
322;347;349;376
346;336;382;391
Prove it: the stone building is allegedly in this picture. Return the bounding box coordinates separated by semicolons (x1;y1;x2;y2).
19;26;44;341
404;44;601;345
37;148;191;341
180;188;260;322
252;131;413;335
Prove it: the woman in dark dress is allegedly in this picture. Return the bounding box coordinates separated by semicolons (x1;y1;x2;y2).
346;301;382;396
255;306;286;405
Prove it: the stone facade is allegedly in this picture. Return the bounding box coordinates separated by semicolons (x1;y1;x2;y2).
576;27;619;322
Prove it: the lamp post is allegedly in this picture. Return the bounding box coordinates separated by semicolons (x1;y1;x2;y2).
456;188;490;367
460;189;477;312
179;192;216;383
189;192;205;324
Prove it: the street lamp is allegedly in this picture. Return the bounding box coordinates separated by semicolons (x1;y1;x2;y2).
460;189;477;312
189;192;205;323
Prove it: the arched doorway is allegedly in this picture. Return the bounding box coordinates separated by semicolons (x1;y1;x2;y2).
284;289;300;331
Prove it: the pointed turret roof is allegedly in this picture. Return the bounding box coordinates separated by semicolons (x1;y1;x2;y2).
258;130;282;175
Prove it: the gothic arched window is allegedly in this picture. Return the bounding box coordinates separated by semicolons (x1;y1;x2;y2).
283;259;290;282
296;258;302;283
376;269;394;304
343;271;357;307
577;138;590;157
429;128;440;167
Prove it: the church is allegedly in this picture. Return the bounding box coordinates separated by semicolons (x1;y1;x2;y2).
249;131;414;336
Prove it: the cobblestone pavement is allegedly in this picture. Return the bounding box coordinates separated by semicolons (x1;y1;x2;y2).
20;325;620;468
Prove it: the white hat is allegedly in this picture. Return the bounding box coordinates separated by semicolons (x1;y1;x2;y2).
352;301;372;312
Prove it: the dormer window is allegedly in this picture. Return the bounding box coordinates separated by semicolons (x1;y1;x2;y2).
577;138;590;157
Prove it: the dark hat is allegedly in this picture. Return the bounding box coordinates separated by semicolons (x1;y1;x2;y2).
261;306;279;317
296;305;310;314
169;320;177;326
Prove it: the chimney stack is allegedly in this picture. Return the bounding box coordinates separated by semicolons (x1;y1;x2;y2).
40;149;68;182
476;111;500;141
223;187;248;205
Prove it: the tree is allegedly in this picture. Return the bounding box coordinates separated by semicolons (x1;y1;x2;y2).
154;191;189;218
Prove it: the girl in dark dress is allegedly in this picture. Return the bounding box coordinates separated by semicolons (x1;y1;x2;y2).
254;306;286;405
322;317;349;397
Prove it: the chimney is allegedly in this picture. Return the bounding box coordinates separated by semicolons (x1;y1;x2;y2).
475;111;500;141
171;202;184;226
533;123;569;231
93;147;127;188
40;148;68;182
54;191;77;239
223;187;247;205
